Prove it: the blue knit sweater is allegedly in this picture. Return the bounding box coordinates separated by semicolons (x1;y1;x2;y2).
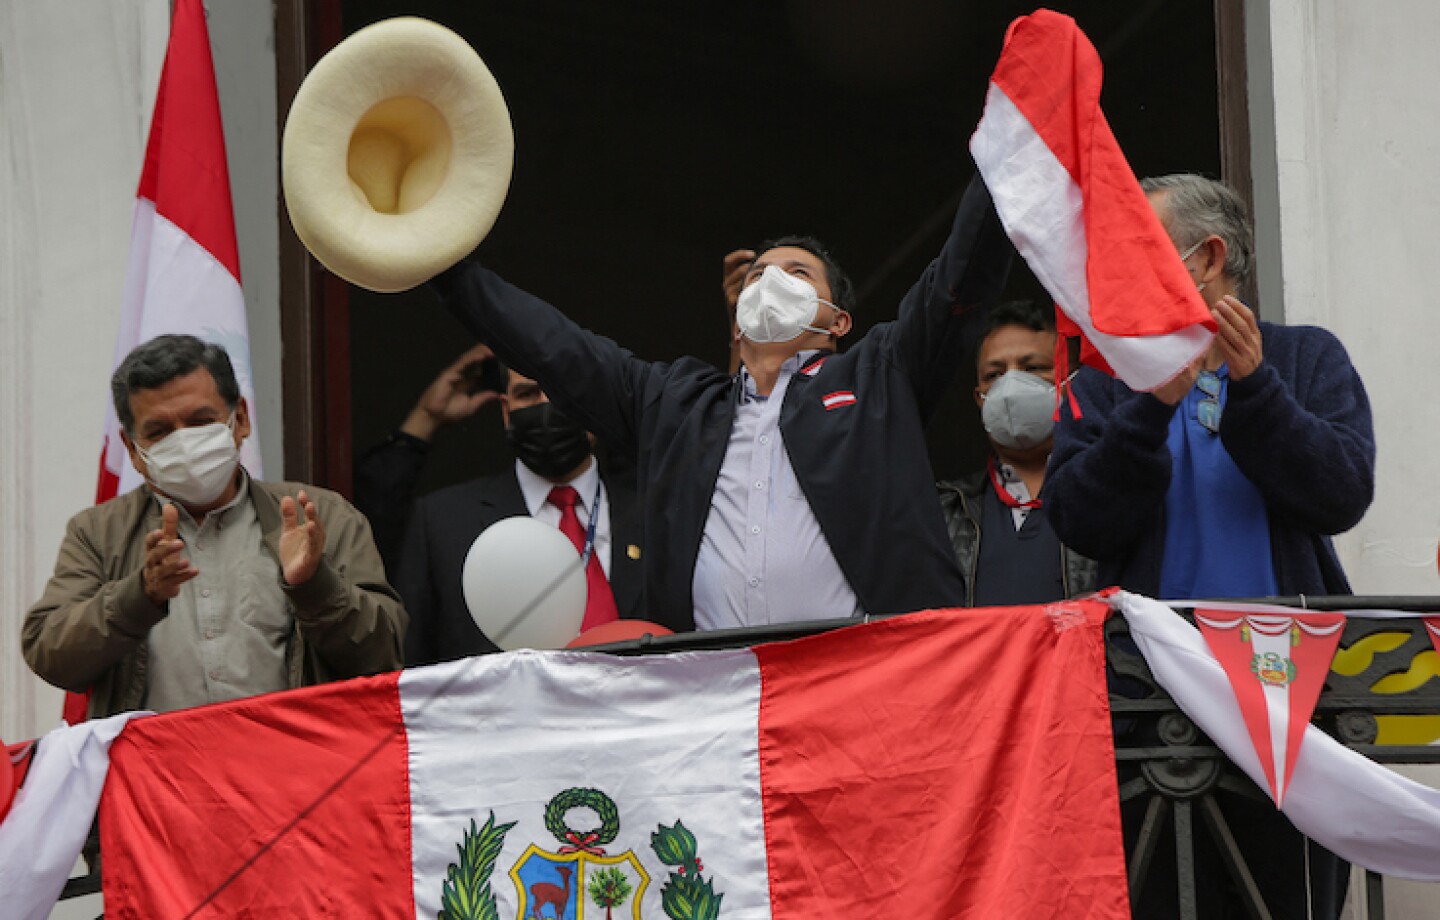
1047;321;1375;597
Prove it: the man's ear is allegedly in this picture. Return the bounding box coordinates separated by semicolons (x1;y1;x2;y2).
233;397;252;443
1197;236;1228;288
830;309;853;339
973;385;985;410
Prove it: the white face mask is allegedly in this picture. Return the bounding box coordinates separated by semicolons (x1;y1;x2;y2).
981;371;1056;450
136;415;241;506
735;265;836;343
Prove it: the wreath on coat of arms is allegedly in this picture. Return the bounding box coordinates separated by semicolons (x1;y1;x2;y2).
437;787;724;920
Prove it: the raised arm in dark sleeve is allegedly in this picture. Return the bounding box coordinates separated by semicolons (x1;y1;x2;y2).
433;266;661;454
875;172;1015;422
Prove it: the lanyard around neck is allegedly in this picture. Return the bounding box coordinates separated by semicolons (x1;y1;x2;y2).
987;456;1043;511
579;478;604;565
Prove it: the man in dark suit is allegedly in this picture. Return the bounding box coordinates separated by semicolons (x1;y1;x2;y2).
433;171;1011;631
374;361;644;666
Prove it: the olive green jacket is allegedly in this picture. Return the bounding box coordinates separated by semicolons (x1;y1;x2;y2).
23;479;407;718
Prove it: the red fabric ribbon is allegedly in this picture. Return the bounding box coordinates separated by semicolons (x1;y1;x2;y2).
558;832;607;855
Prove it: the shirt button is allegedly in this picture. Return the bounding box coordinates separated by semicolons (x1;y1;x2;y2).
751;525;761;535
204;629;216;640
754;480;765;490
196;542;206;552
208;670;220;681
201;588;212;598
759;435;770;445
748;576;760;587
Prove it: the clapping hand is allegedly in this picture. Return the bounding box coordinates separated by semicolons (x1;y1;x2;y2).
142;503;197;605
279;490;326;586
1212;295;1263;380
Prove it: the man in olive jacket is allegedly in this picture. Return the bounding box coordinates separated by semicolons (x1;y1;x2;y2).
24;335;405;718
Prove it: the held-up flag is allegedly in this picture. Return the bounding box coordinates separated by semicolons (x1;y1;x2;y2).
970;10;1215;392
99;605;1130;918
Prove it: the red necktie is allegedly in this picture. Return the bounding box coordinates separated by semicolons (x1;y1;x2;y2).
548;485;619;631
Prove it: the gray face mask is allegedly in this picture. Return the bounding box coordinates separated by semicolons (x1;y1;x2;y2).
980;371;1056;450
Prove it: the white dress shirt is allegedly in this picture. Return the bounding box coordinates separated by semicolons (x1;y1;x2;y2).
692;351;864;630
513;457;613;576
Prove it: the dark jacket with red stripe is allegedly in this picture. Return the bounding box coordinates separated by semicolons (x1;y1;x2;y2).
435;176;1012;631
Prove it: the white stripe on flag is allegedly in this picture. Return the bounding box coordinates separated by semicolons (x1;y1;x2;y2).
971;83;1211;392
102;200;262;493
401;648;771;918
0;714;150;920
1117;591;1440;880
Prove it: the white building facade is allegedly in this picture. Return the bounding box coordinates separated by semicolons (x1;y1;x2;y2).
1;1;1437;912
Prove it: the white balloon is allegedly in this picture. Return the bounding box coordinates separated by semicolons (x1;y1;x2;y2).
461;517;586;650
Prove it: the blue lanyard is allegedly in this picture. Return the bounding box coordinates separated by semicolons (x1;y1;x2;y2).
579;479;603;566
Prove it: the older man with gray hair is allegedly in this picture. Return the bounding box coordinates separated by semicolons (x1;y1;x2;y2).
24;334;406;718
1046;174;1375;918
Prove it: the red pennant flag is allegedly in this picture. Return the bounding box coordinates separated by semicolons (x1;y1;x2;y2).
1424;618;1440;658
1195;611;1346;806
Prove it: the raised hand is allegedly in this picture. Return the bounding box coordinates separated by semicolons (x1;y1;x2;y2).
722;249;756;373
143;502;197;605
1212;295;1263;381
279;490;326;586
401;343;502;441
722;248;756;315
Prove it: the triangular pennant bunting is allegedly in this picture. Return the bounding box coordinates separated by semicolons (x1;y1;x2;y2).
1195;611;1346;805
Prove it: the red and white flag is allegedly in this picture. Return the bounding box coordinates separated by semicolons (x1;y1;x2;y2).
0;715;147;920
96;0;262;505
1194;611;1346;806
1119;592;1440;880
96;605;1129;918
970;10;1215;392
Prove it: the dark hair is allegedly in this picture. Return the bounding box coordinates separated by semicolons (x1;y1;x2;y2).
981;300;1055;339
111;334;241;433
976;301;1056;371
754;235;857;313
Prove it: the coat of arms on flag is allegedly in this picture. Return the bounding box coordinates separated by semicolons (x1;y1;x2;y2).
438;787;724;920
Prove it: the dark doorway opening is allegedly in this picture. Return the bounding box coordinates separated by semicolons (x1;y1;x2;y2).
282;0;1229;495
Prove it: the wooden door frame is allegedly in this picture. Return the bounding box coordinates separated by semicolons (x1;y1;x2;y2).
275;0;351;492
